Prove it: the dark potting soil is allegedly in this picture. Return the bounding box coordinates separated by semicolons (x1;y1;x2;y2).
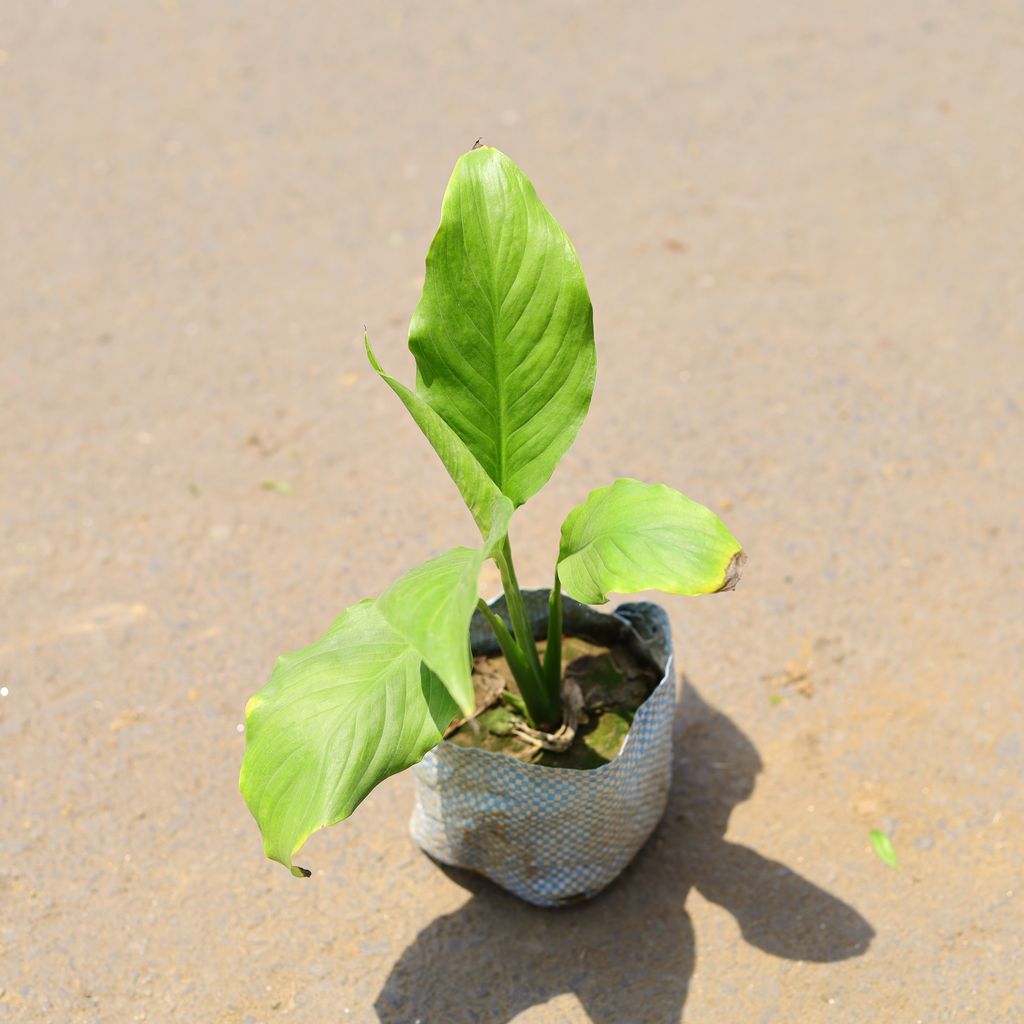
445;637;662;769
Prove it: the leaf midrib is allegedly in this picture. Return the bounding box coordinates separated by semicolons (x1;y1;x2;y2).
462;165;554;495
566;520;721;554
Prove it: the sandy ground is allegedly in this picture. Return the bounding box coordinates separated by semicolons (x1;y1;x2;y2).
2;2;1022;1021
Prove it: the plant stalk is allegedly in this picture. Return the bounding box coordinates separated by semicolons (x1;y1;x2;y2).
543;572;563;695
475;599;543;726
494;539;543;677
493;538;561;726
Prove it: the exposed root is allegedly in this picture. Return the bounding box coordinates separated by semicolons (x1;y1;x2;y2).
511;679;585;753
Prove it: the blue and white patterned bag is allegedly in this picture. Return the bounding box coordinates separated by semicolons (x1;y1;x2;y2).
410;591;675;907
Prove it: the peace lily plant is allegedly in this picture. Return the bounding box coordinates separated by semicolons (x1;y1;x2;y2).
240;146;744;877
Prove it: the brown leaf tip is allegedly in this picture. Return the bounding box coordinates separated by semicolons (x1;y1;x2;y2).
718;550;747;592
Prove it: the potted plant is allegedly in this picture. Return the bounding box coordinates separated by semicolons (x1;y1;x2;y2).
239;146;744;906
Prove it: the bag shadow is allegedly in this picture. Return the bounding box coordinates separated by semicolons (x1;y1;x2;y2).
374;680;873;1024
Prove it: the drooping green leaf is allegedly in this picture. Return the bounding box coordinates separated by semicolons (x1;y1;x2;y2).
557;478;745;605
376;498;511;714
239;599;459;876
240;515;511;875
366;335;511;541
478;494;515;556
376;549;480;716
869;829;900;869
407;146;596;508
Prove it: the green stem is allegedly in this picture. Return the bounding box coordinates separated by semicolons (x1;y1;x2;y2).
495;538;543;678
543;571;563;695
475;599;543;727
493;538;560;726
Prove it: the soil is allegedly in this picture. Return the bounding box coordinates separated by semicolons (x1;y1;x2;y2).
446;637;663;769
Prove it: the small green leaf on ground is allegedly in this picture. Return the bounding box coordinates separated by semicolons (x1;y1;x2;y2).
869;829;899;868
769;693;783;706
260;480;293;495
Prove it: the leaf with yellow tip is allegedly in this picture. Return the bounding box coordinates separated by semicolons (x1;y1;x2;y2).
239;599;459;876
557;478;745;604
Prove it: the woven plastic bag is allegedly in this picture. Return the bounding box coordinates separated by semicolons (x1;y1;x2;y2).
410;590;675;907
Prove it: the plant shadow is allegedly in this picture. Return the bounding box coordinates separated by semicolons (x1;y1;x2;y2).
375;681;873;1024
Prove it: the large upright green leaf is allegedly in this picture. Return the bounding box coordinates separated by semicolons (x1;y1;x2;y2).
557;478;745;605
406;146;595;507
239;599;459;876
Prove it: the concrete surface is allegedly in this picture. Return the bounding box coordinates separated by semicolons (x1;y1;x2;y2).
2;2;1022;1021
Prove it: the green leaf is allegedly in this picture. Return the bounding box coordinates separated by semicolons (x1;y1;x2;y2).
376;499;511;714
407;146;596;508
376;549;480;715
366;335;512;541
557;478;745;605
869;829;900;869
239;599;459;876
260;479;293;495
239;512;513;875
